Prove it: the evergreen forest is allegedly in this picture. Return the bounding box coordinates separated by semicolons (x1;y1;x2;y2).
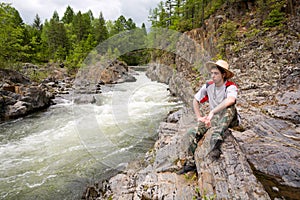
0;0;293;71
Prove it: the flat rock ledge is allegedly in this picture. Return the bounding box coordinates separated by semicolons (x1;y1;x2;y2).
195;129;270;199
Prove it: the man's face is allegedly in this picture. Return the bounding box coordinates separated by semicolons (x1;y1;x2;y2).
210;68;224;84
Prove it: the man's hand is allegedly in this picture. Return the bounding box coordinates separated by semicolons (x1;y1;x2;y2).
204;117;211;128
197;117;206;123
197;112;213;128
210;96;236;115
198;116;211;128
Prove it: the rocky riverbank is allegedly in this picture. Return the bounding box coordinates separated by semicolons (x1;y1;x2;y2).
84;62;299;199
83;1;300;199
0;60;136;122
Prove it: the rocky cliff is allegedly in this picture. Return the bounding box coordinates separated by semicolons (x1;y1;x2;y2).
147;1;300;199
91;1;299;200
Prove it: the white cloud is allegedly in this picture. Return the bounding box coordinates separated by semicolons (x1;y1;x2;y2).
120;0;160;27
2;0;160;27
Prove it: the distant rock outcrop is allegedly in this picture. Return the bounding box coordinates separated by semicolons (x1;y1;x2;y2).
74;60;136;91
0;62;76;121
0;68;53;121
72;59;136;104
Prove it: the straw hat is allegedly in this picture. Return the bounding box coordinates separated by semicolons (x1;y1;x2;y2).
205;60;234;79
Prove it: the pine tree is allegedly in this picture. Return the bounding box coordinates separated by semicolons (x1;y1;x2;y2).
126;18;136;30
0;3;25;66
33;14;43;31
94;12;108;43
42;11;68;60
110;15;127;35
72;11;92;42
62;6;74;24
141;23;147;35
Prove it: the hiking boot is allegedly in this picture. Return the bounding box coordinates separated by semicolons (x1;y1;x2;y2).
209;147;221;159
210;135;223;151
177;162;196;175
209;135;223;159
214;138;223;150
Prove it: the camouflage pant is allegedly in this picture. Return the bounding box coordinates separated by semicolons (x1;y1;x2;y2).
187;105;238;155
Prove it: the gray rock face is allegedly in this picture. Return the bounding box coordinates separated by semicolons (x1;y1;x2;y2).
145;63;174;85
233;119;300;199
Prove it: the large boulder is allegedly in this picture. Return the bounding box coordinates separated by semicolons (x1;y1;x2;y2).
99;60;136;84
0;68;55;121
0;68;31;85
74;60;136;93
72;60;136;106
0;84;53;120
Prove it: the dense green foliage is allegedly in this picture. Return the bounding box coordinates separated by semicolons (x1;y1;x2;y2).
1;0;293;70
0;3;147;70
0;3;25;66
149;0;290;32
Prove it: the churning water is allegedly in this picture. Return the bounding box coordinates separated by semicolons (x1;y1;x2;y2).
0;71;182;199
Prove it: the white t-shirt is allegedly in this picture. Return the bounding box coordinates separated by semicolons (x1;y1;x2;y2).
194;81;238;110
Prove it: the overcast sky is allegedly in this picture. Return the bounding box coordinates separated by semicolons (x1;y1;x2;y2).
2;0;161;28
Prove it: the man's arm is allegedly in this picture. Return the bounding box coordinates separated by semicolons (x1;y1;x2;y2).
193;98;206;122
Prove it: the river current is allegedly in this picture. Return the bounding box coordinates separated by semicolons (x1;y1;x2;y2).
0;71;182;199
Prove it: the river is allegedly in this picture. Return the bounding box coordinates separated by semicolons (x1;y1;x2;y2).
0;71;182;199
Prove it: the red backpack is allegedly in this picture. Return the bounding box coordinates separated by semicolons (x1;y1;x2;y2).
199;80;237;103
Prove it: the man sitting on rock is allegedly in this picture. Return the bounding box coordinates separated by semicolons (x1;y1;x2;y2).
178;60;239;174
